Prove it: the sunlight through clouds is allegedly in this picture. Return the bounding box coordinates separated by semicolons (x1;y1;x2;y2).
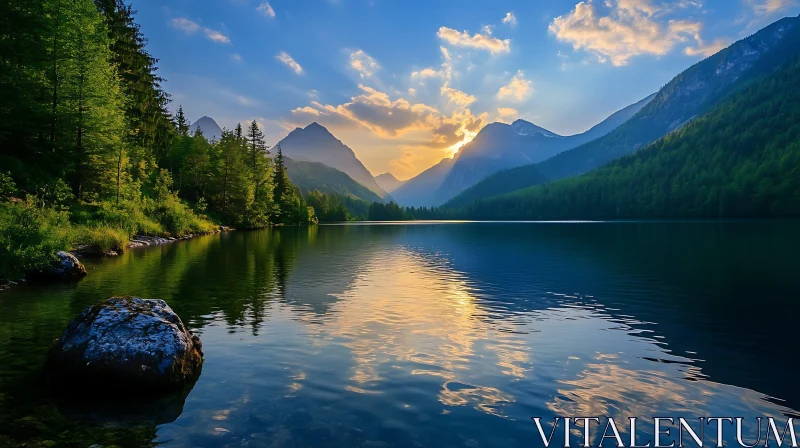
441;85;477;107
496;107;519;122
350;50;381;78
437;27;511;53
748;0;798;14
549;0;716;65
497;71;532;101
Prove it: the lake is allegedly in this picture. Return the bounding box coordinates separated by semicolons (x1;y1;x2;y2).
0;222;798;447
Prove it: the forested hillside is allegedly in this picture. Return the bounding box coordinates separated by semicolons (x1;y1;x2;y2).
0;0;313;280
444;164;549;209
284;158;383;204
444;16;800;205
455;57;800;220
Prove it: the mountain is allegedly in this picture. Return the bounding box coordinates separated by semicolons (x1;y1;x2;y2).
444;164;550;209
453;55;800;220
531;16;800;183
395;94;654;207
390;157;456;207
374;173;405;193
277;123;388;198
191;116;223;141
284;157;384;204
443;16;800;207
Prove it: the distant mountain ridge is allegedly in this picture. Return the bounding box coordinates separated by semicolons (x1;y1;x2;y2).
444;15;800;206
374;173;405;193
390;157;456;207
455;54;800;219
191;116;222;141
277;123;389;198
393;93;655;207
533;15;800;182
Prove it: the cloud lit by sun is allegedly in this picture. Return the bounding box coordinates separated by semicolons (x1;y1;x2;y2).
447;129;478;157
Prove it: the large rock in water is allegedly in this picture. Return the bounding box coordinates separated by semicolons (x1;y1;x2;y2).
45;297;203;391
26;251;87;281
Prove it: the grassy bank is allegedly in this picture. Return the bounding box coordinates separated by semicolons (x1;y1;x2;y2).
0;173;216;281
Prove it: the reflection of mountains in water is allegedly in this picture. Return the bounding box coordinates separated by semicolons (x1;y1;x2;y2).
275;224;799;428
70;223;799;415
358;222;800;413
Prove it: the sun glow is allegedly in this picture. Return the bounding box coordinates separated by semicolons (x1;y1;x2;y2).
446;129;478;157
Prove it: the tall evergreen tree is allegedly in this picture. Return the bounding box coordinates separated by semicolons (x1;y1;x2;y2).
246;120;268;172
94;0;174;170
175;106;190;136
43;0;128;201
271;144;294;223
0;0;50;179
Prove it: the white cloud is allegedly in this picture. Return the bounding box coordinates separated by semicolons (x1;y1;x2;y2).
411;67;442;79
257;2;276;18
290;85;485;148
497;71;532;101
408;88;416;95
549;0;717;66
497;107;519;117
685;37;728;57
748;0;798;15
204;28;230;44
231;53;243;62
292;106;320;116
171;18;231;44
502;12;518;27
496;107;519;123
440;85;477;107
350;50;381;78
171;18;200;33
437;27;511;53
276;52;303;74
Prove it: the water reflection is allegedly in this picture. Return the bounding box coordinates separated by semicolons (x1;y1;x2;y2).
0;222;797;447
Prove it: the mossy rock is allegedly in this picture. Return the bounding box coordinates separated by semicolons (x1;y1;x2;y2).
44;297;203;391
26;251;87;282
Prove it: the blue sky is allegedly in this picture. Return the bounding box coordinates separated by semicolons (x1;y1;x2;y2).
131;0;800;179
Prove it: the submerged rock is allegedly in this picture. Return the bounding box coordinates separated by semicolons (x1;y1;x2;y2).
45;296;203;391
26;251;87;282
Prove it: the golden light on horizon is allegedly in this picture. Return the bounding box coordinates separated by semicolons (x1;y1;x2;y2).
446;128;479;157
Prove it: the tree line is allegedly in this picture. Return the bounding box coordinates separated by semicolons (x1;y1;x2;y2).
0;0;313;279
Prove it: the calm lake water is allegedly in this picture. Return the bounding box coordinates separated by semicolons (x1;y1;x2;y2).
0;222;798;447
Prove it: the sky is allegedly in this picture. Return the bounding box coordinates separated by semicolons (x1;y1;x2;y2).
131;0;800;180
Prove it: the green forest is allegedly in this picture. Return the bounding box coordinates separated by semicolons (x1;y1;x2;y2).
452;57;800;220
0;0;314;279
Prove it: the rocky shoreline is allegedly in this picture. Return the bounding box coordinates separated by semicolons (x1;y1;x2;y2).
73;226;234;257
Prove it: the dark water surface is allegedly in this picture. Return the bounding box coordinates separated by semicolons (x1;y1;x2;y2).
0;222;798;447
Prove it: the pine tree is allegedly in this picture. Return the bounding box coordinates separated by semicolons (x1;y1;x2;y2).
246;120;268;172
94;0;174;169
0;0;50;177
213;129;252;225
44;0;128;201
271;144;294;223
175;106;190;136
